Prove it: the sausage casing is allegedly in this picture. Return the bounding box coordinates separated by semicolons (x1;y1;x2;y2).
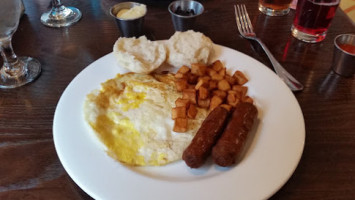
182;106;229;168
212;102;257;167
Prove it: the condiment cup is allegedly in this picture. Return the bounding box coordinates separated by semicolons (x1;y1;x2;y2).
168;0;204;32
332;34;355;77
110;2;147;37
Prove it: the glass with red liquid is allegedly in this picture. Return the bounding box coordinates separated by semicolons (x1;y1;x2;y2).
291;0;340;43
259;0;293;16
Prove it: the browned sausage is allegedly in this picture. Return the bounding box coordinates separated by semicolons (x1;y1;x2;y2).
212;102;257;167
182;106;230;168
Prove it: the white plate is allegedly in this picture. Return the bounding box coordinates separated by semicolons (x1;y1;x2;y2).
53;44;305;200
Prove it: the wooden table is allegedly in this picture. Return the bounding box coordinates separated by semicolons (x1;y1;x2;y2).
1;0;354;199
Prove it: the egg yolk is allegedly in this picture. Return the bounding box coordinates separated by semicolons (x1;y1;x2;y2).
92;114;146;165
117;86;146;111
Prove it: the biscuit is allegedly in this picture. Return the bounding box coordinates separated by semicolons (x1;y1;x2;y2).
113;36;166;74
166;30;214;68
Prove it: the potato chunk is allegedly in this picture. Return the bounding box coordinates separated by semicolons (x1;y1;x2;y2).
232;85;248;96
198;98;210;108
173;118;188;133
175;73;186;79
210;96;223;111
175;79;187;92
220;104;232;111
198;86;209;100
211;73;224;81
172;106;186;119
187;104;197;119
209;80;218;90
218;79;231;91
182;89;196;104
212;60;224;71
177;65;190;74
191;63;207;76
233;70;248;85
212;90;227;99
175;98;190;107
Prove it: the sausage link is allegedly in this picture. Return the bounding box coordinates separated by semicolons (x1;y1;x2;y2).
182;106;229;168
212;102;257;167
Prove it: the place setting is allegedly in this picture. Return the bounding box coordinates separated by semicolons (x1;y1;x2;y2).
1;0;354;200
53;1;307;200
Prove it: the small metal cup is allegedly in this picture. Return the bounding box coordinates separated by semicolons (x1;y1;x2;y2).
332;34;355;77
110;2;147;37
168;0;204;32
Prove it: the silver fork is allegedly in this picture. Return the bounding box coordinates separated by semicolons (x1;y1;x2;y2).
234;4;303;92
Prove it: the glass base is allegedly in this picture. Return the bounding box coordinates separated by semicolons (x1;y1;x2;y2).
0;57;41;89
291;25;326;43
258;4;290;16
41;6;82;27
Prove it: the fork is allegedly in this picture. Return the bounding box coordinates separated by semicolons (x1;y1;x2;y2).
234;4;304;92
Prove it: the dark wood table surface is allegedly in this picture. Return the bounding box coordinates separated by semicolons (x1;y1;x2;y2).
1;0;354;199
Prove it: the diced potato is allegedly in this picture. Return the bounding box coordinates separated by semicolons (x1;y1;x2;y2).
175;73;187;79
212;60;224;72
227;93;239;106
175;79;187;92
218;79;231;91
233;70;248;85
177;65;190;74
172;106;186;119
198;75;211;83
227;90;237;94
232;85;248;96
210;96;223;111
208;69;217;77
198;86;209;99
218;67;226;76
173;118;188;133
198;98;210;108
212;90;227;99
231;98;240;107
175;98;190;107
224;74;236;85
220;104;232;111
187;104;197;119
209;80;218;90
242;96;254;103
187;73;198;84
211;73;224;81
182;89;196;104
191;63;207;76
195;79;204;90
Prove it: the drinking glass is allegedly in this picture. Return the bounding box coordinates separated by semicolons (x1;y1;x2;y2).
258;0;293;16
0;0;41;89
291;0;340;43
41;0;82;27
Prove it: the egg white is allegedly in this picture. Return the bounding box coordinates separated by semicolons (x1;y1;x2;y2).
84;73;207;166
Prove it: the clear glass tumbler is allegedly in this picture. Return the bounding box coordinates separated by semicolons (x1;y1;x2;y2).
0;0;41;88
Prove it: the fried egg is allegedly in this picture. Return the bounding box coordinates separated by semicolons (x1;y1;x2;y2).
84;73;207;166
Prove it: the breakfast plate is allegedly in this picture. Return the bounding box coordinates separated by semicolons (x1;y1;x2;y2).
53;44;305;200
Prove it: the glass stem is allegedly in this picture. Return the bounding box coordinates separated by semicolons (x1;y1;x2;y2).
50;0;71;17
52;0;63;8
0;36;23;76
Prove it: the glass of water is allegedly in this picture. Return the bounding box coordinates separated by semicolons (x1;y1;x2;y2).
0;0;41;88
41;0;82;27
